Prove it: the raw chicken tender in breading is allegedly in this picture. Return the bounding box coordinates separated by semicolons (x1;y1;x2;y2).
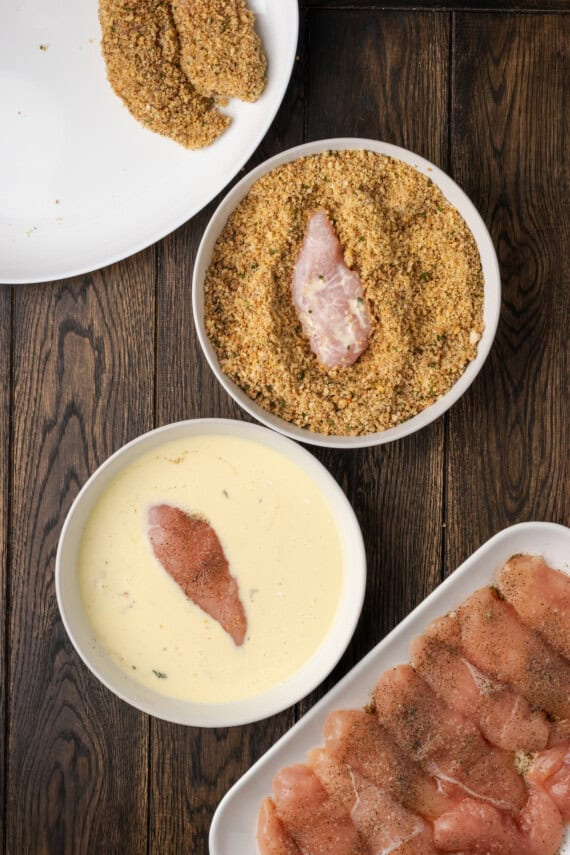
292;210;372;369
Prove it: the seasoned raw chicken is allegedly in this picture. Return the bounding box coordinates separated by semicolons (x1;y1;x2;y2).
309;748;438;854
434;786;563;855
147;504;247;645
549;719;570;747
257;797;301;855
411;634;549;752
497;554;570;661
518;783;565;855
292;210;372;369
323;709;456;819
434;796;523;853
271;765;364;855
426;587;570;719
256;558;570;855
373;665;527;813
530;744;570;821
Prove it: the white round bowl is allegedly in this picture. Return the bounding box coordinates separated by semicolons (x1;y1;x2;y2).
56;419;366;727
193;138;502;449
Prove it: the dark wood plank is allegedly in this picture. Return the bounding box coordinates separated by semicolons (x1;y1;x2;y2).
303;1;570;9
148;20;308;855
6;256;155;854
446;13;570;570
0;286;11;855
296;9;449;712
305;9;450;160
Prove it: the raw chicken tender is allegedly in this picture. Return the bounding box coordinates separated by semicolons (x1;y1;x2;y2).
271;764;365;855
411;634;549;751
373;665;527;813
309;748;438;854
257;797;301;855
549;719;570;747
434;787;563;855
323;709;455;819
498;554;570;660
292;210;372;369
148;504;247;645
530;744;570;821
426;587;570;719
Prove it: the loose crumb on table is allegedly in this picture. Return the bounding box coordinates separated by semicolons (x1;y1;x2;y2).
204;150;485;436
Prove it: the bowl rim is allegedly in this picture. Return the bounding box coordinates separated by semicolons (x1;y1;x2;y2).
192;137;502;449
55;417;367;726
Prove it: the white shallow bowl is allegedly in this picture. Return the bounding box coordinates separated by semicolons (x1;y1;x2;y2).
55;419;366;727
193;137;502;449
210;521;570;854
0;0;298;283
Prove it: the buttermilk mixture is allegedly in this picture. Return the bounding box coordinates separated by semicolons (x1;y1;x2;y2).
78;435;343;703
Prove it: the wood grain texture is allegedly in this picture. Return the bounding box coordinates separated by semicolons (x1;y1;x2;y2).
6;257;155;854
305;9;450;160
294;9;449;717
446;13;570;570
0;286;11;855
148;19;308;855
303;0;570;9
5;8;570;855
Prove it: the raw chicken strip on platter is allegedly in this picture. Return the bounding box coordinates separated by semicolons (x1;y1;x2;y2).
373;664;527;814
270;765;364;854
497;553;570;661
323;709;455;819
426;587;570;720
308;747;438;854
410;634;550;752
292;210;372;369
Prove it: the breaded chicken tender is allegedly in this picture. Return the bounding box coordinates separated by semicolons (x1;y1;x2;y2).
170;0;266;102
99;0;230;148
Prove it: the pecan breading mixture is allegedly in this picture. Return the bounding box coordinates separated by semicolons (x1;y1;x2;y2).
204;150;485;436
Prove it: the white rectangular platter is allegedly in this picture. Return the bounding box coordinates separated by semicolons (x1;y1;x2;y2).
210;521;570;855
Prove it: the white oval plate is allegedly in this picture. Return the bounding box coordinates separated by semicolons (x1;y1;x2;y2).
0;0;298;284
210;521;570;854
193;138;502;449
56;418;366;727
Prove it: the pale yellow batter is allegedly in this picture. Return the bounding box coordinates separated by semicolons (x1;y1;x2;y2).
78;435;344;703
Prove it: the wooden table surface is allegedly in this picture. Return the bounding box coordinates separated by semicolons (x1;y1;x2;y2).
1;1;569;852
